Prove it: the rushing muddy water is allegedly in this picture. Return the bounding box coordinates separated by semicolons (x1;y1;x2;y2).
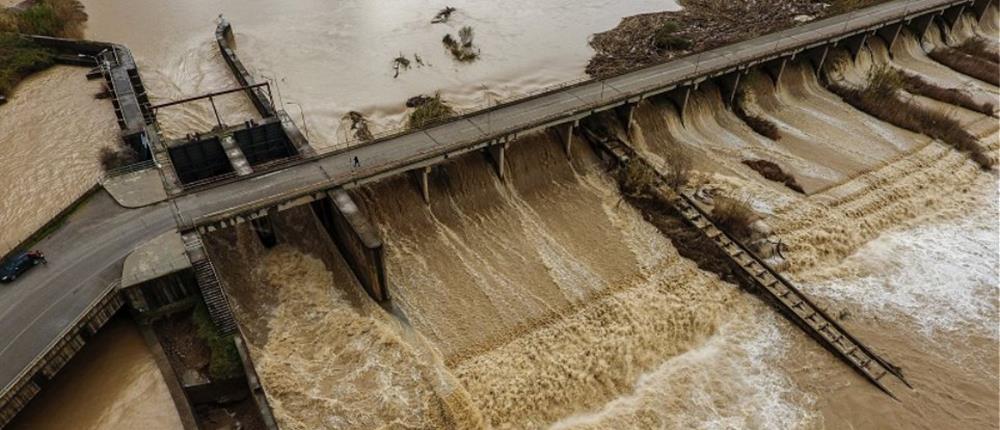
3;1;998;428
0;66;119;256
78;0;678;147
6;317;183;430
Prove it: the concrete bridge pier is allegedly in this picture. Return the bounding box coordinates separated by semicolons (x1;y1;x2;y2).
486;142;509;181
663;86;691;125
942;4;968;28
249;211;278;248
615;103;637;134
908;12;940;41
875;22;905;54
716;71;744;109
804;45;830;75
973;0;995;22
840;32;870;61
561;122;576;159
763;58;788;89
412;166;432;204
311;190;388;302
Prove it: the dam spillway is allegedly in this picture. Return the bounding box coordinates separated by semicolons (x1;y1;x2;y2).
0;0;997;427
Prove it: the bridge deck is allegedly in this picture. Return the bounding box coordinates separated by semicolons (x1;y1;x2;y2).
0;0;972;412
172;0;965;230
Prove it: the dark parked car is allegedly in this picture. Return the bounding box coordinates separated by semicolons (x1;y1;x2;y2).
0;251;46;283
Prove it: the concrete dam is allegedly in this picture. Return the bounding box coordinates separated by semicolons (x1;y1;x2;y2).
1;0;997;427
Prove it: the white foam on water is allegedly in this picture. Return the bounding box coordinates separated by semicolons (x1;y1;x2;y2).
549;305;818;430
803;192;999;340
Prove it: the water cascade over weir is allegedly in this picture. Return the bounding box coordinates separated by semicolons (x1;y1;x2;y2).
193;5;1000;429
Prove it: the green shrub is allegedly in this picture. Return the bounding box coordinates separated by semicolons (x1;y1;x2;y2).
16;4;60;36
0;34;54;97
193;303;242;380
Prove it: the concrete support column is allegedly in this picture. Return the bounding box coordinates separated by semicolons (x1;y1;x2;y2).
487;142;508;181
876;22;904;54
843;33;869;61
563;122;575;159
908;13;939;41
250;211;277;248
666;86;691;125
616;103;637;133
416;166;431;204
764;58;788;89
973;0;994;22
807;45;830;75
717;72;743;109
942;5;967;29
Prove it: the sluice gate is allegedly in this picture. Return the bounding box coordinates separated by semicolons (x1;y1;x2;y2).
590;135;912;398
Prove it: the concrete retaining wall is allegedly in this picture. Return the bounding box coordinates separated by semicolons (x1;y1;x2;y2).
312;190;388;302
0;285;125;428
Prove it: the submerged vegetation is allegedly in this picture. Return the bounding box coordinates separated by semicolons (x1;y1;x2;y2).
407;93;454;129
734;87;781;140
742;159;804;193
953;38;1000;64
928;47;1000;87
892;67;995;115
828;65;993;169
442;25;479;62
0;0;87;98
710;193;758;241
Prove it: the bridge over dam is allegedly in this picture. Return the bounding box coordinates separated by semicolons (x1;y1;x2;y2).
0;0;993;425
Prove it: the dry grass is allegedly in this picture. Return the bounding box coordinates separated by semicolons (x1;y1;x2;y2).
662;143;693;189
711;193;758;241
894;68;995;115
407;93;454;129
1;0;87;38
742;159;804;193
619;160;659;196
734;88;781;140
928;48;1000;86
828;70;993;169
954;38;1000;64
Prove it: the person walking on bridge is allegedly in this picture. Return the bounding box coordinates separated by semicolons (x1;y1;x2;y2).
352;156;361;170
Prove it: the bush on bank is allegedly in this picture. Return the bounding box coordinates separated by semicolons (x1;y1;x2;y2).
0;0;87;97
0;33;53;97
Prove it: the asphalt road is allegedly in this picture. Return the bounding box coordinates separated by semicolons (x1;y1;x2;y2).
0;192;173;393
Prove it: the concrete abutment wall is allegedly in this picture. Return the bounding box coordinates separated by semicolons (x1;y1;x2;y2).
311;190;389;303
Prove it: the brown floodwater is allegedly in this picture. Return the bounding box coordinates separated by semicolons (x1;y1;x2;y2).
3;1;998;429
0;66;119;256
6;317;183;430
77;0;678;148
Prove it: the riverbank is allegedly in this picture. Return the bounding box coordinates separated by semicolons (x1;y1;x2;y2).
0;0;87;98
587;0;888;77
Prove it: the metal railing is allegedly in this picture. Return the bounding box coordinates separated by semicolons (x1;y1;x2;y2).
0;280;121;397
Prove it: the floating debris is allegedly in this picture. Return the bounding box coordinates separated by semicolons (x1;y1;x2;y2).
431;6;456;24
